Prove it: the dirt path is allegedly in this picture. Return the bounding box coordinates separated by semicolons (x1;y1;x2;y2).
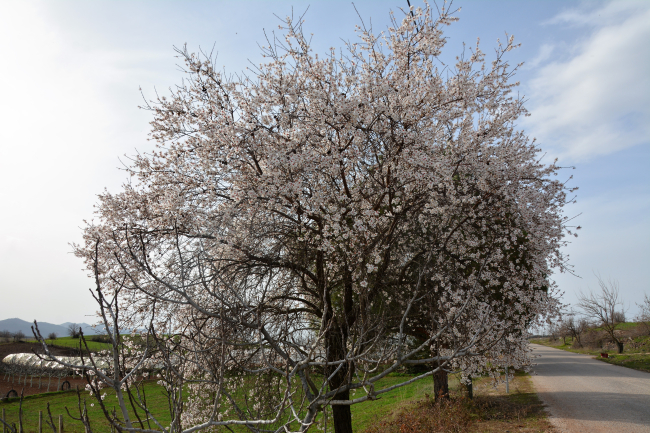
530;343;650;433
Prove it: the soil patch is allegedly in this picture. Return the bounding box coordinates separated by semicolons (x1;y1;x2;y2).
0;375;89;399
0;342;80;360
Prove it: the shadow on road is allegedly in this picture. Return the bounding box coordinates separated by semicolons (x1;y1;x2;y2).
536;390;650;427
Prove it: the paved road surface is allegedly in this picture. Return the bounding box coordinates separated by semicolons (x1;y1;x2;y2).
530;344;650;433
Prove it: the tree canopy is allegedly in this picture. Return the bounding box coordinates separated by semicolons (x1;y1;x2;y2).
65;4;571;433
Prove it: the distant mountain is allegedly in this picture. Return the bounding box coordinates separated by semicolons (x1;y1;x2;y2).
0;318;100;337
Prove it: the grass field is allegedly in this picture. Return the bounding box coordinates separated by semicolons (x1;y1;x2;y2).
362;372;554;433
0;371;554;433
24;337;112;353
0;373;434;433
0;381;171;433
350;372;453;431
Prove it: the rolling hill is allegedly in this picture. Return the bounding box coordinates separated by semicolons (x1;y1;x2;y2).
0;318;100;337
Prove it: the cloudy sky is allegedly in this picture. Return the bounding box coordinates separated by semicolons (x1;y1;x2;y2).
0;0;648;325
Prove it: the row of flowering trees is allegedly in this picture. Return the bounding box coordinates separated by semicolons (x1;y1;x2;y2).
35;3;571;433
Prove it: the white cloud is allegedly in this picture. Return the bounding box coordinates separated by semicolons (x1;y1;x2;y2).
524;1;650;162
543;1;647;27
523;44;554;70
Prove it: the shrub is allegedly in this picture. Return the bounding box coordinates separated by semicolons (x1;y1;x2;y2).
89;334;111;343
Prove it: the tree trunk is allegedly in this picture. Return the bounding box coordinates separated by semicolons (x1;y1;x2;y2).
434;368;449;400
332;393;352;433
616;341;624;353
327;326;353;433
461;376;473;399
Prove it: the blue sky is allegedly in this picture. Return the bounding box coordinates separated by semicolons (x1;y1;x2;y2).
0;0;648;324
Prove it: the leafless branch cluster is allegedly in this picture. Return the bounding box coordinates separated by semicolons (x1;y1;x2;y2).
635;293;650;335
577;274;627;353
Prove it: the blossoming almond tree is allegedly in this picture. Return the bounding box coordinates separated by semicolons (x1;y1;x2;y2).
34;3;572;433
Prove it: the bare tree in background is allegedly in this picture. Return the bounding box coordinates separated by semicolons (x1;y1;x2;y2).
562;313;589;348
557;318;570;345
612;310;626;323
67;324;80;339
13;330;25;342
47;332;58;342
578;275;626;353
636;293;650;335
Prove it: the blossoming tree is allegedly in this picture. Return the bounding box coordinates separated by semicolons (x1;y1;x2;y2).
38;4;573;433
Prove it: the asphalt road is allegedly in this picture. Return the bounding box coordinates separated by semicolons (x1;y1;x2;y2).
530;344;650;433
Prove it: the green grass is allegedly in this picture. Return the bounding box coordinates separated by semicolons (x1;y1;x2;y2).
612;322;641;331
28;335;170;354
25;337;113;353
0;370;558;433
0;372;440;433
0;382;172;433
350;372;446;431
584;321;647;333
598;353;650;372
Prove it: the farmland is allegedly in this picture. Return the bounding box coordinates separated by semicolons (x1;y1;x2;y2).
22;337;113;354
